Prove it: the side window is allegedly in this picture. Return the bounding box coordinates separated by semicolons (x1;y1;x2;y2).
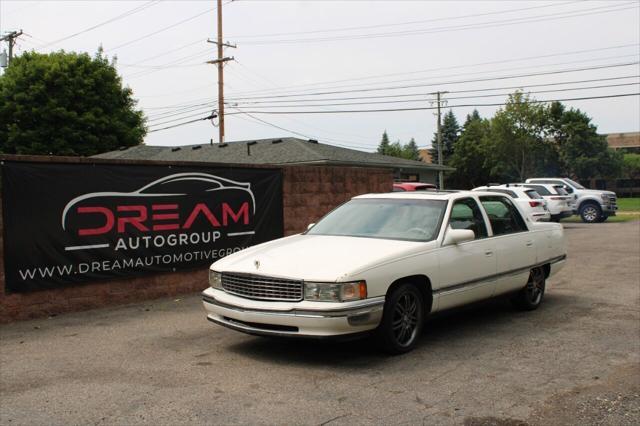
480;196;528;236
449;198;488;239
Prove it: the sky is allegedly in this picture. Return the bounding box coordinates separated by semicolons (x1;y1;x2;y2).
1;0;639;152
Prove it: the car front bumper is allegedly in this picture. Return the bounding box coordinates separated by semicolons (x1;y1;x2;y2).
202;287;385;338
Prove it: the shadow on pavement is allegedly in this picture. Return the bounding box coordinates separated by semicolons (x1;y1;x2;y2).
224;291;579;367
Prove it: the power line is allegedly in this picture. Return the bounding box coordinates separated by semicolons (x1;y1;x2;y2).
227;109;377;150
137;43;638;103
143;75;640;123
237;3;637;45
224;93;640;115
144;75;640;117
105;5;217;53
147;93;640;134
123;38;205;67
228;1;582;39
224;44;640;98
148;113;216;133
36;1;161;49
226;62;640;100
227;82;640;109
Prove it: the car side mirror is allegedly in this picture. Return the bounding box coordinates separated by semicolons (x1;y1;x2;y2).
307;223;315;230
443;229;475;246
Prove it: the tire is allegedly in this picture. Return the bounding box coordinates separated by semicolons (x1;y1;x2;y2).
597;215;609;223
377;283;425;355
511;267;546;311
579;202;602;223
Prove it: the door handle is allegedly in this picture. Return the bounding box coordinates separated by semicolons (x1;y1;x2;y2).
485;250;493;256
526;241;533;247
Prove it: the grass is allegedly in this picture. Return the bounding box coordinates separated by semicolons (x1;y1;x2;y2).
560;197;640;223
617;197;640;212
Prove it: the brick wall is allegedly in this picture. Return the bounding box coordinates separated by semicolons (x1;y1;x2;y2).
0;158;391;322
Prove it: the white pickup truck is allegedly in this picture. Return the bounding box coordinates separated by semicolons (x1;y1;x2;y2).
526;178;617;223
202;190;567;354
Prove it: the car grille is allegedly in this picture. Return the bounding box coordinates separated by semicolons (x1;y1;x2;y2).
221;272;303;301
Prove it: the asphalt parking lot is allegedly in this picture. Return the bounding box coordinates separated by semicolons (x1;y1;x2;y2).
1;221;639;425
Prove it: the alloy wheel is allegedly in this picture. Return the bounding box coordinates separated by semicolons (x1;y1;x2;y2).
526;268;545;305
392;292;419;347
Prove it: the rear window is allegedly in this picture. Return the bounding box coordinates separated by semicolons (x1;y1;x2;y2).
525;190;543;199
553;186;569;195
526;185;551;196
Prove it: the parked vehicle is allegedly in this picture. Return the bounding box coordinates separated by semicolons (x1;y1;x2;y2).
472;185;551;222
525;178;617;223
393;182;437;192
509;183;573;222
202;190;567;354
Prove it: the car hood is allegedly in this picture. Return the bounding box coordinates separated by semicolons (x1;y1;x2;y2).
580;189;616;197
211;234;430;281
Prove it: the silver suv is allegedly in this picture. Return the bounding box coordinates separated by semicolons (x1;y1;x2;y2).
525;178;617;223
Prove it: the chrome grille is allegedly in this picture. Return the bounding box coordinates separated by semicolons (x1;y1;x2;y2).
221;273;303;301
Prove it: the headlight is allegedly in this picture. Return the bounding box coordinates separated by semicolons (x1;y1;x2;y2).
304;281;367;302
209;270;222;289
601;194;610;202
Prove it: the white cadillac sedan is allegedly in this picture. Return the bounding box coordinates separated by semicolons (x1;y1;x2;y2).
202;190;567;354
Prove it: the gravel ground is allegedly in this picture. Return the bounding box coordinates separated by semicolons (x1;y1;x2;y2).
1;220;639;425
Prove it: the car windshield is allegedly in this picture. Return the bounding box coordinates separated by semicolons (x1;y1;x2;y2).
306;198;447;242
565;178;585;189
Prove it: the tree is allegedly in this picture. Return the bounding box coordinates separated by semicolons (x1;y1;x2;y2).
0;49;145;156
376;130;391;155
447;110;492;189
485;91;548;182
546;102;622;180
430;109;460;165
622;153;640;179
402;137;420;161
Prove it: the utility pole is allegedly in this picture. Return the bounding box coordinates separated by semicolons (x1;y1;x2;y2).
430;91;448;190
1;30;23;66
207;0;235;144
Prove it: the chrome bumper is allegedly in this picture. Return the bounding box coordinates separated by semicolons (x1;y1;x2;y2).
202;289;385;338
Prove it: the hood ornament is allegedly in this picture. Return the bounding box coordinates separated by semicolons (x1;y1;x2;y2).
254;259;260;270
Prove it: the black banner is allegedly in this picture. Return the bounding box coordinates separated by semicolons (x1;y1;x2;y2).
2;161;283;293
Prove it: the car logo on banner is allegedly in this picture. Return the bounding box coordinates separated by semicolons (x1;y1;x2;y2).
61;173;257;252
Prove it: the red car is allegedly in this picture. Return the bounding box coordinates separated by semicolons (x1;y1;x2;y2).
393;182;437;192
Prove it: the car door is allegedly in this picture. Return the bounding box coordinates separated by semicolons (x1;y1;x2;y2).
478;195;536;296
435;197;497;311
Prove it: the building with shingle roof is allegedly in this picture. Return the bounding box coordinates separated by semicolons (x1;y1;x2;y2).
95;137;454;184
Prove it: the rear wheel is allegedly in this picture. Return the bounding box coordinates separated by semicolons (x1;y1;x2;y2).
580;202;602;223
377;283;424;354
511;267;546;311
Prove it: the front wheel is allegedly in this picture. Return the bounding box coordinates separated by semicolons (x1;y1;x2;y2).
511;267;546;311
377;283;425;355
580;202;602;223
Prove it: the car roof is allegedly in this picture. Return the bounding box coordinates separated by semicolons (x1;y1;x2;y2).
472;185;532;194
354;190;505;201
393;182;436;187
